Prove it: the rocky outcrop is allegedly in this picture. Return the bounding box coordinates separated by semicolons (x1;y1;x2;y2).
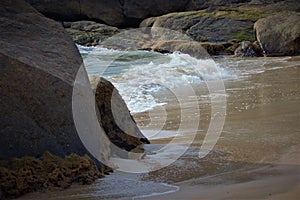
146;11;255;43
234;41;264;57
0;0;108;163
122;0;188;25
254;12;300;56
185;0;251;11
25;0;125;27
63;21;119;46
26;0;298;28
90;77;150;155
0;1;148;198
25;0;189;27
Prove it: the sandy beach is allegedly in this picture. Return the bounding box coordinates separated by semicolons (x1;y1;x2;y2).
134;57;300;199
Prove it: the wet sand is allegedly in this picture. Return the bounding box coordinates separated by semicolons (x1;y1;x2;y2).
134;57;300;199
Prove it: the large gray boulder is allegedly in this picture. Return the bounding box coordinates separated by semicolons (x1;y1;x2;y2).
90;77;150;154
25;0;189;27
0;0;148;167
254;12;300;56
63;21;119;46
25;0;300;28
25;0;124;26
0;0;110;164
123;0;188;23
150;11;254;42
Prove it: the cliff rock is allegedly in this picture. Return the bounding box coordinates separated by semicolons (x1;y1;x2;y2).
254;12;300;56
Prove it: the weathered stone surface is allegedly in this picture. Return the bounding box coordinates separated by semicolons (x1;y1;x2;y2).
151;11;254;43
234;40;264;57
0;0;101;161
186;0;251;10
25;0;124;26
90;77;150;153
254;12;300;56
123;0;188;23
63;21;119;46
25;0;188;27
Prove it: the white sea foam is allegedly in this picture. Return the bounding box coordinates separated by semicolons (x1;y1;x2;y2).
78;46;229;113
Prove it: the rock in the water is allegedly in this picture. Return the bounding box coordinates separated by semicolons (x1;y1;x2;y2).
63;21;119;46
254;12;300;56
0;0;114;168
90;77;150;155
234;41;257;57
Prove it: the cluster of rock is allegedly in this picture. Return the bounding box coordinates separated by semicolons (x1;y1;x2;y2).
24;0;295;27
0;0;148;198
43;0;300;57
62;21;119;46
1;0;299;198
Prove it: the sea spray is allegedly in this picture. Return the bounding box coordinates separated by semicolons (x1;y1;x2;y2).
78;45;231;114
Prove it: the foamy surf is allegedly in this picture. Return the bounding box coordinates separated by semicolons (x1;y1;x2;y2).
78;45;229;113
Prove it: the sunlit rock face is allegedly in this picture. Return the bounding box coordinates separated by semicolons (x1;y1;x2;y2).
254;12;300;56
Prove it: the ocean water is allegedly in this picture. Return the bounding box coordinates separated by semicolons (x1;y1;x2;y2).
78;45;294;115
78;45;231;114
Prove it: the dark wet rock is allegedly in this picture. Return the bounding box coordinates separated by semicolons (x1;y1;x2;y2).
0;0;149;198
63;21;119;46
90;77;150;154
150;11;255;43
234;41;259;57
0;0;106;163
254;12;300;56
185;0;252;10
122;0;188;25
25;0;124;26
25;0;300;29
25;0;188;27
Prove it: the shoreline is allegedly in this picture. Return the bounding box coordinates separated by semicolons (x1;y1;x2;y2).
140;144;300;200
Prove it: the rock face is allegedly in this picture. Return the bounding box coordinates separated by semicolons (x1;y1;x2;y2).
25;0;188;27
185;0;251;10
25;0;300;29
91;77;150;154
122;0;188;25
254;12;300;56
0;0;102;161
1;1;149;197
0;0;147;166
25;0;124;26
149;11;254;43
63;21;119;46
